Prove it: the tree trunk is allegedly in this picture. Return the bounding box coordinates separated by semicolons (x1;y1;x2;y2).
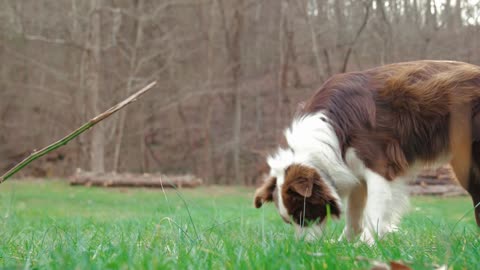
203;0;217;184
86;0;105;173
231;3;244;185
112;0;144;172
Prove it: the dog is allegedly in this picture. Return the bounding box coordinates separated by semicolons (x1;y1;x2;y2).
253;60;480;244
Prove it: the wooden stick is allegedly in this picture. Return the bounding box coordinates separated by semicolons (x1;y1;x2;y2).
0;81;157;183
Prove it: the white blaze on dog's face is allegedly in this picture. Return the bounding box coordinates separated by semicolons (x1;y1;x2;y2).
254;153;342;240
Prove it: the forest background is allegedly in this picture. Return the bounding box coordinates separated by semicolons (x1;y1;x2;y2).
1;0;479;185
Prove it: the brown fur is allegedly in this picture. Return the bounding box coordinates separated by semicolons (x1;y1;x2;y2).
449;103;472;190
345;182;368;237
281;164;341;225
469;142;480;225
471;102;480;224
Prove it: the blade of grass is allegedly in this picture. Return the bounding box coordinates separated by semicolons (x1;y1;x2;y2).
0;81;157;183
449;201;480;236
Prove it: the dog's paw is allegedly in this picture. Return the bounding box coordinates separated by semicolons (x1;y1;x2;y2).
338;227;358;242
358;229;376;246
385;224;399;233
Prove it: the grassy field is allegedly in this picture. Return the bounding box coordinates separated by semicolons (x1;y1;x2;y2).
0;180;478;270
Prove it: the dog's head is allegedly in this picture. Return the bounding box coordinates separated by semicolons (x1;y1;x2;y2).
254;156;341;240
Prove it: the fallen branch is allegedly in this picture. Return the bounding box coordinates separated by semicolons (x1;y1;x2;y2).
0;81;157;183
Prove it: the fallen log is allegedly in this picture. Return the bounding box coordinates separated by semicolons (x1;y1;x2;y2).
69;171;203;189
408;184;468;197
408;165;468;196
410;177;454;186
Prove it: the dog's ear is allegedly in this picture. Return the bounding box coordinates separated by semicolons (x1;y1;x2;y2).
289;177;314;198
253;176;276;208
284;165;315;198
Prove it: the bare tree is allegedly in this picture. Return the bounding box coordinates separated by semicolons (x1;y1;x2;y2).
82;0;105;173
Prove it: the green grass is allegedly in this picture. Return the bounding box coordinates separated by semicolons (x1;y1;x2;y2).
0;180;478;270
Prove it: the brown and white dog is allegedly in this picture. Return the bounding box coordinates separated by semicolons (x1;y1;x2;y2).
253;60;480;244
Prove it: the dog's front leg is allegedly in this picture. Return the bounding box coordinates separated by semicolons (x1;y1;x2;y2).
339;181;368;241
361;169;394;244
